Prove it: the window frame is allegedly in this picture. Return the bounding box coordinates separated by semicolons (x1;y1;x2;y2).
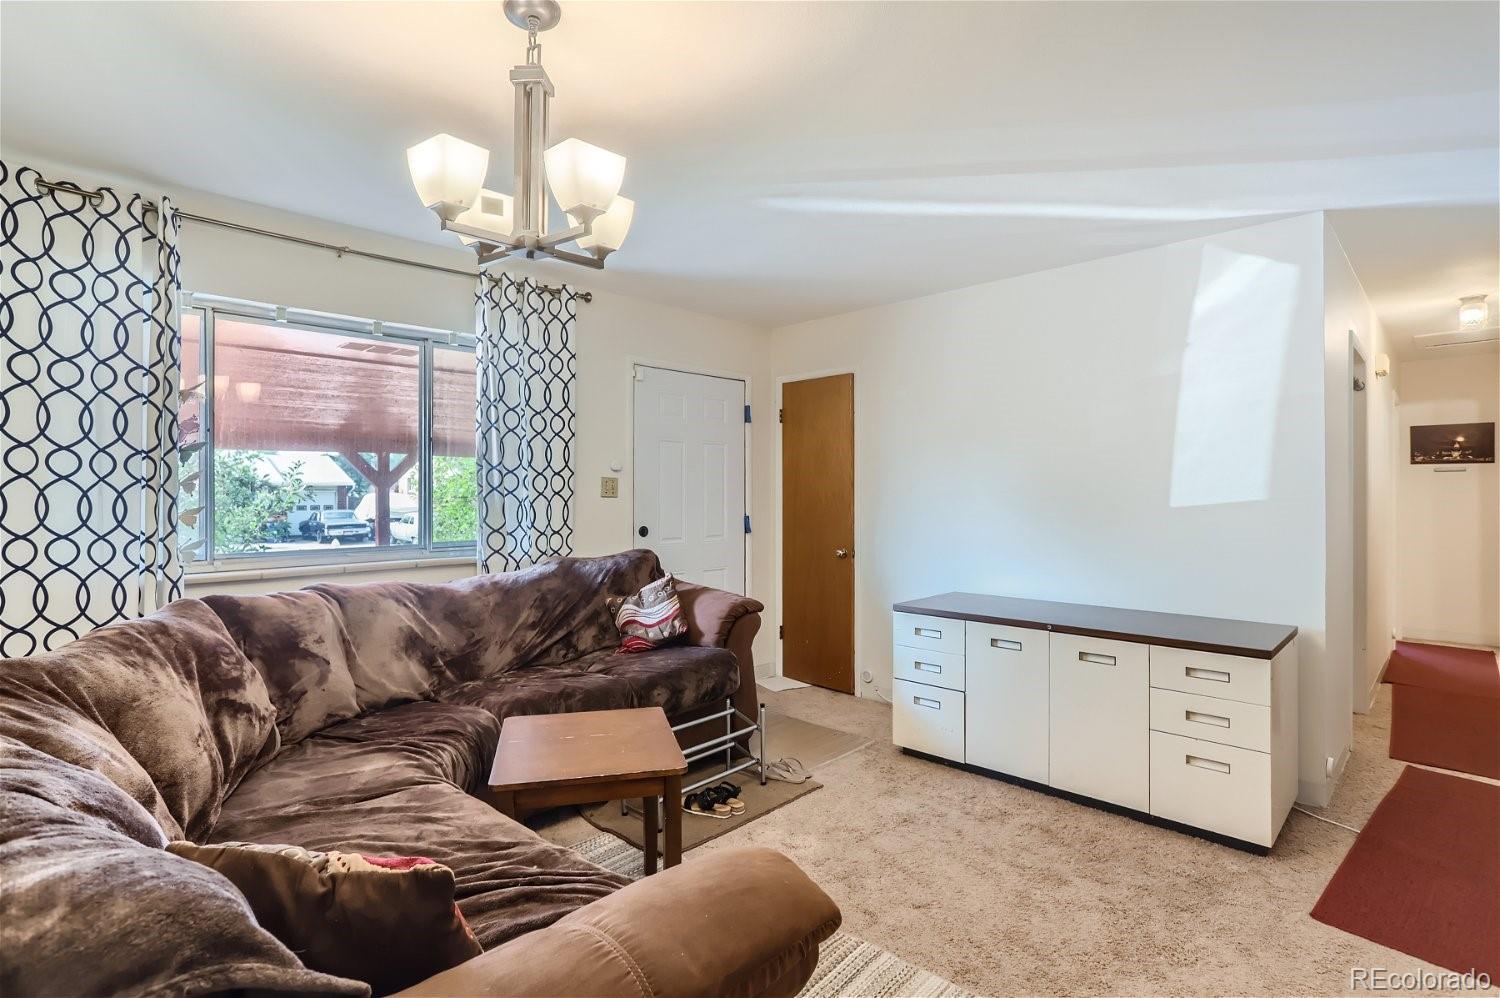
183;293;478;572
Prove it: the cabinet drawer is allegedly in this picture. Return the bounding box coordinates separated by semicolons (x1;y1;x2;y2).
892;612;964;656
1049;633;1149;811
1150;646;1270;706
1150;731;1273;846
892;679;964;763
1149;688;1270;753
965;623;1049;783
892;645;965;692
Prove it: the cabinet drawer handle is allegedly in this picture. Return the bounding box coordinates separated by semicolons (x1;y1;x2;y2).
990;638;1022;651
912;696;941;710
914;627;942;639
1185;709;1231;728
1186;754;1231;775
914;661;943;674
1185;666;1231;683
1078;651;1116;666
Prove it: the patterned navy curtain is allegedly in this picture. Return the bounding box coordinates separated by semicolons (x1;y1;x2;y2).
474;273;577;573
0;163;185;657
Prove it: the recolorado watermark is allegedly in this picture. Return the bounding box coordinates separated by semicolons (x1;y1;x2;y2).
1350;967;1492;992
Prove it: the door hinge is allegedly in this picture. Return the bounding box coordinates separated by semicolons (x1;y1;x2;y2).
744;404;752;424
778;408;784;423
743;514;751;534
779;625;784;639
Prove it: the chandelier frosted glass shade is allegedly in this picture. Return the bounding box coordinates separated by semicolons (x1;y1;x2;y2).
544;138;626;222
407;134;490;221
569;196;634;257
454;190;516;245
1458;295;1489;328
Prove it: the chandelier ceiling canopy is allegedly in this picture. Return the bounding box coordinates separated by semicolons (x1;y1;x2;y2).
406;0;632;270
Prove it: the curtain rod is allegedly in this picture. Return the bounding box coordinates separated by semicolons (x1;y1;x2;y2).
32;178;592;302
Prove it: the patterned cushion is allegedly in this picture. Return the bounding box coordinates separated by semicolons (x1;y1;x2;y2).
169;839;481;995
607;574;687;653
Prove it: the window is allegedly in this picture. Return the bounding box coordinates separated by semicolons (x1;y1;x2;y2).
179;296;477;567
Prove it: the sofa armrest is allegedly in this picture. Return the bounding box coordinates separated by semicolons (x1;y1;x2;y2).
675;583;764;735
397;847;840;998
674;582;764;649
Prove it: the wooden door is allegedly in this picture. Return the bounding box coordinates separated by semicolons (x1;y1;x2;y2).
782;374;854;692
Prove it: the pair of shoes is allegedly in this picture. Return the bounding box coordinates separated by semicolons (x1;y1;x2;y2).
712;782;746;815
763;757;810;784
683;783;746;818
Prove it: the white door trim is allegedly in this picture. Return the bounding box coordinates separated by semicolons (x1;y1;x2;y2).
773;367;864;695
628;358;753;599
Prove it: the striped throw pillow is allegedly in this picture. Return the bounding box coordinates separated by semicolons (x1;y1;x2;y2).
607;574;687;653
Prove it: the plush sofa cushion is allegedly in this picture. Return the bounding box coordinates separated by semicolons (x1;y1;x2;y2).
0;741;366;998
202;590;362;744
439;645;740;723
0;600;277;839
214;781;631;949
219;701;500;831
306;550;663;710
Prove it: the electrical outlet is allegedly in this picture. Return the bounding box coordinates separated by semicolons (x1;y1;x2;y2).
600;476;619;499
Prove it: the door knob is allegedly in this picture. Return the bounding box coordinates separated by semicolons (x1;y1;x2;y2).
834;548;849;559
638;526;649;537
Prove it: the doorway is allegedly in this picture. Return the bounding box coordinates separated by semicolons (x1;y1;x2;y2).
780;373;855;693
632;365;747;594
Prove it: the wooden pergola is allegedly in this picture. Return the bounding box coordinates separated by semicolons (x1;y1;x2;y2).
204;320;475;545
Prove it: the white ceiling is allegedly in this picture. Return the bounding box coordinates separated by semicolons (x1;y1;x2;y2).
2;1;1496;338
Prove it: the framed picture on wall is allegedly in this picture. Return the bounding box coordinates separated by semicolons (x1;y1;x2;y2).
1409;422;1495;464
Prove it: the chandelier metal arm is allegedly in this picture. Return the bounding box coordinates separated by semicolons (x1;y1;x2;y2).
530;245;605;269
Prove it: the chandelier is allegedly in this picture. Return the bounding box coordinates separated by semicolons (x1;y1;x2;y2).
406;0;633;270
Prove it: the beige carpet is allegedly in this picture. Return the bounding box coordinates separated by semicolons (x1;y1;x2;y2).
578;710;868;851
572;832;971;998
561;682;1497;996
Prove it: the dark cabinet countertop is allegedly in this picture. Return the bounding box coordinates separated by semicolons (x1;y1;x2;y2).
893;592;1297;659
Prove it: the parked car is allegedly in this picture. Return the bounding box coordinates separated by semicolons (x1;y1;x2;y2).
303;509;371;544
391;513;419;545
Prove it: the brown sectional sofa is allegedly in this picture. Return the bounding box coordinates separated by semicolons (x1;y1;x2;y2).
0;550;839;997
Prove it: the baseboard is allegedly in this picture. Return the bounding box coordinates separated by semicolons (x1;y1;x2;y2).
1297;776;1332;808
758;675;810;692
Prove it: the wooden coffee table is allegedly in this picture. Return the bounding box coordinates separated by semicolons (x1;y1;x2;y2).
487;707;688;872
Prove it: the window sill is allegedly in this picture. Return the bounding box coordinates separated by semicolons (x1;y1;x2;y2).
185;554;475;586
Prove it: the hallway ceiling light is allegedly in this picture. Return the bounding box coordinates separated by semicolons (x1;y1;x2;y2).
406;0;633;270
1457;295;1489;328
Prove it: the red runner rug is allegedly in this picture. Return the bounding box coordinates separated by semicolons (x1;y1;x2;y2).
1383;641;1500;779
1312;767;1500;977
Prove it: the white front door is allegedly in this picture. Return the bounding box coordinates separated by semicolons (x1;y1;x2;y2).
633;366;746;594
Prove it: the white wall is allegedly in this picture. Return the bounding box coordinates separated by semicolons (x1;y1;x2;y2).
7;151;775;670
1395;353;1500;647
1323;221;1398;722
768;213;1345;803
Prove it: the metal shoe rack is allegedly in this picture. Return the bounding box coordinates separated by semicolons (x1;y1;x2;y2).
622;698;766;819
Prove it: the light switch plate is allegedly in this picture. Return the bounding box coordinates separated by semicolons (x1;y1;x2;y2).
600;476;619;498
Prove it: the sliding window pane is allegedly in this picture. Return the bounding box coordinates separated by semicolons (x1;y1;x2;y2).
210;318;419;555
431;347;477;545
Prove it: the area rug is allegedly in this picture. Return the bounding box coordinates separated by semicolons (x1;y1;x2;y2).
580;710;867;852
572;833;971;997
1311;766;1500;977
1383;641;1500;779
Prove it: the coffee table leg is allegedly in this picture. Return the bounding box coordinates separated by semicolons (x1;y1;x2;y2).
664;775;682;868
642;795;658;875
